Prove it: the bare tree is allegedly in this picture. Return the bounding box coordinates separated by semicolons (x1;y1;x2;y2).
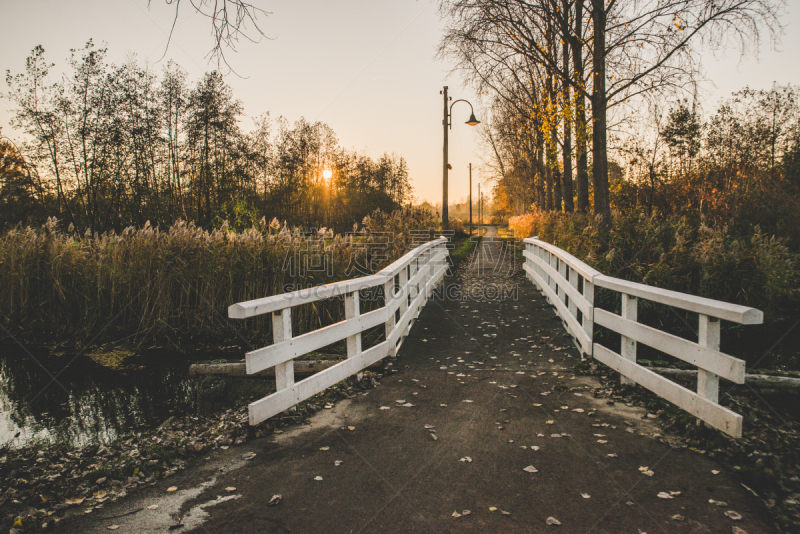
154;0;272;72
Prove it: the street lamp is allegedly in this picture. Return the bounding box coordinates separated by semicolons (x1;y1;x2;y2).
441;86;479;229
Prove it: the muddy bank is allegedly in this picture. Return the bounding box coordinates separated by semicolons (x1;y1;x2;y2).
0;367;380;533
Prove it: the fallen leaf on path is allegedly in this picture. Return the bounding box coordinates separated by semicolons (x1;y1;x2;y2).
107;526;119;531
430;434;438;441
347;426;355;430
314;476;323;481
166;487;178;492
546;516;561;525
581;493;591;499
501;510;511;515
459;457;473;463
711;470;720;475
225;487;236;492
268;494;281;506
657;492;674;499
380;406;390;410
489;506;497;512
147;504;159;510
731;527;748;534
335;460;342;466
66;497;86;505
320;446;330;451
671;514;684;521
533;403;542;407
607;453;618;458
452;511;461;518
546;420;554;425
725;511;742;520
523;465;539;473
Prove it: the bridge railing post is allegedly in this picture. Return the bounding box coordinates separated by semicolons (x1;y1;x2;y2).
620;294;637;386
384;276;396;358
583;277;594;358
345;291;363;380
697;313;721;426
558;257;568;310
272;308;295;406
568;266;578;319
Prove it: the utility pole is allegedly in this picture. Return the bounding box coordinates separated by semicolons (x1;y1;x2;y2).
468;163;473;236
478;183;481;226
442;86;449;228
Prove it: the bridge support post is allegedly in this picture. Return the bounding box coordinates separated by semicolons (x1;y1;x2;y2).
620;294;637;386
272;309;295;409
583;277;594;358
384;277;397;358
697;314;721;426
345;291;363;380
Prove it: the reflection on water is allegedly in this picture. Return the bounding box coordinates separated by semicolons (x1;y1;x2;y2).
0;344;197;448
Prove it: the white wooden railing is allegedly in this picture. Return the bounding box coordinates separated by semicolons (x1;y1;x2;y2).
229;237;449;425
522;237;763;438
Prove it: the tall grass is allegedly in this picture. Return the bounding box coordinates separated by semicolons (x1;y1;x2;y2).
509;210;800;322
1;208;439;347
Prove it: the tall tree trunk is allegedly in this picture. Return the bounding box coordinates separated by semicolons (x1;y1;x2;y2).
591;0;611;234
560;0;574;213
571;0;589;213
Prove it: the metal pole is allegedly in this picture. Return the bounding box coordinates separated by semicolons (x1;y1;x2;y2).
478;183;481;226
442;86;449;229
469;163;473;236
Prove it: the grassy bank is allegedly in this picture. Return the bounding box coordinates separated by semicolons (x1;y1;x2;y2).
0;208;441;348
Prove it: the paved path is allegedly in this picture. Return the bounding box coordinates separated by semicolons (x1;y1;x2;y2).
60;227;776;533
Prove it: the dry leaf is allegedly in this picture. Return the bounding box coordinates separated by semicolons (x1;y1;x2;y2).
268;494;281;506
166;487;178;492
581;493;590;499
147;504;159;510
314;476;323;481
430;434;438;441
546;516;561;525
107;526;120;531
347;426;355;431
725;511;742;520
523;465;538;473
452;510;462;518
489;506;497;511
501;510;511;515
320;446;330;451
66;497;86;505
546;420;554;425
335;460;342;466
657;492;674;499
225;487;236;492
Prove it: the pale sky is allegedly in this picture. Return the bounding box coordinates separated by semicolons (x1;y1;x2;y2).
1;0;799;204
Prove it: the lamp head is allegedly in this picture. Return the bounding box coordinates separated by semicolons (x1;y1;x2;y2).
466;113;480;126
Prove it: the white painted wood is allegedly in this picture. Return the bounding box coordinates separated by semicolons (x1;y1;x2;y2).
620;294;638;386
524;237;601;280
272;309;294;393
523;263;591;353
523;250;592;317
229;274;387;319
593;344;743;438
594;309;745;383
345;291;363;380
583;278;594;356
568;267;579;319
249;341;390;425
593;275;763;324
246;307;387;374
697;314;721;426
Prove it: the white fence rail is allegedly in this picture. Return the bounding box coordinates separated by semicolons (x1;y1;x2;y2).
522;237;763;438
229;237;449;426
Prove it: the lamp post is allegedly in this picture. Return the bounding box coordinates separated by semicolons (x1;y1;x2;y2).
469;163;473;236
441;86;479;228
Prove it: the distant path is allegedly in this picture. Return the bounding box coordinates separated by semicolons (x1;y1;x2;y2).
60;225;776;533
